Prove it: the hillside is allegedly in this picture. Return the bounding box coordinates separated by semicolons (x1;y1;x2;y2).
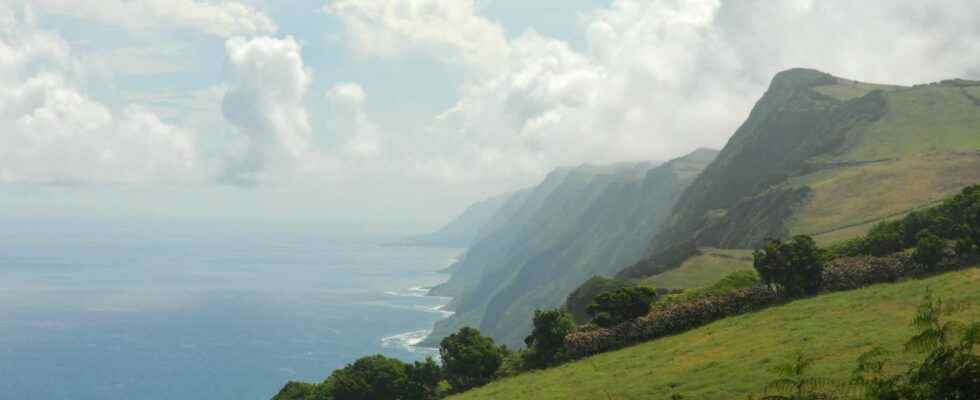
621;69;980;278
423;150;717;348
395;193;511;248
450;266;980;400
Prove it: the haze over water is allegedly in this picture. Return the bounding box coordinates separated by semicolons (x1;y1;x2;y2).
0;220;459;400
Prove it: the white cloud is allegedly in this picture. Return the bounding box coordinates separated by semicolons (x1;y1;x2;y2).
328;0;980;185
30;0;278;38
325;83;383;159
220;35;316;183
0;4;201;184
324;0;510;71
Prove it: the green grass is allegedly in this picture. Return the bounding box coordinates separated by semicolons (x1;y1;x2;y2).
813;80;902;101
450;267;980;400
842;85;980;161
789;153;980;239
640;248;754;289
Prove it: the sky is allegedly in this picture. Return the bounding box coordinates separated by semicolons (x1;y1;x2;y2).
1;0;979;234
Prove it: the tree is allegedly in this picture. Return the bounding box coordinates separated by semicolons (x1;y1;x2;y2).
439;327;507;392
866;222;905;257
912;230;944;269
587;286;659;328
272;381;317;400
328;354;408;400
753;235;824;297
404;357;443;400
523;309;576;368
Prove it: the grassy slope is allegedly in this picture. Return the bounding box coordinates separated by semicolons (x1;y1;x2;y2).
640;248;754;289
451;267;980;400
788;82;980;241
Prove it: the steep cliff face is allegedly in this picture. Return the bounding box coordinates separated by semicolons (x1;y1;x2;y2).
425;150;717;347
397;193;510;248
621;69;980;278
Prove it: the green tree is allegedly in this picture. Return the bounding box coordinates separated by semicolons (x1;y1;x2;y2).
587;286;659;328
272;381;318;400
328;354;408;400
404;357;443;400
753;236;824;297
439;327;507;392
911;230;944;269
866;222;905;257
523;309;576;368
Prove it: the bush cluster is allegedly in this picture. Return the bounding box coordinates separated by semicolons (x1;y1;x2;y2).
819;254;920;292
566;285;781;357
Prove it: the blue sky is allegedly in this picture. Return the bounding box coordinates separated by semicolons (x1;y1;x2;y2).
1;0;979;233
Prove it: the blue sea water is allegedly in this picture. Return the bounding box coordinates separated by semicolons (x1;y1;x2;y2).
0;220;460;399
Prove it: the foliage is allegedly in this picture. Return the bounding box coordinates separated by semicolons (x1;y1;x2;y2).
523;309;575;369
661;270;760;304
564;277;634;324
404;358;444;400
819;254;920;292
452;268;980;400
826;236;870;258
440;327;508;392
753;236;825;297
865;222;905;257
587;286;659;328
329;354;409;400
761;352;844;400
567;285;781;357
272;381;319;400
911;231;944;269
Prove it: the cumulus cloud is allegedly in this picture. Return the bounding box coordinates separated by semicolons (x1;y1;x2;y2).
324;0;510;71
0;5;200;184
30;0;277;37
324;83;383;159
220;35;316;183
328;0;980;184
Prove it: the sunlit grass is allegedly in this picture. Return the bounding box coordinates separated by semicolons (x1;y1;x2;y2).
451;267;980;400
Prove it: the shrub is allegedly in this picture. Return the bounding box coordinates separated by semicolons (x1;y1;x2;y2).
565;276;634;324
912;230;945;269
954;237;976;258
272;381;318;400
819;254;918;292
403;357;442;400
566;286;781;357
852;295;980;399
329;354;409;400
523;309;575;368
753;236;824;297
865;221;905;257
440;327;507;392
826;236;869;258
587;286;659;328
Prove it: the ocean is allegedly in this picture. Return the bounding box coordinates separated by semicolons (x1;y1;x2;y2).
0;220;460;399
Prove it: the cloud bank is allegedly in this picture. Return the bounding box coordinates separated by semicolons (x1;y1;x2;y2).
328;0;980;184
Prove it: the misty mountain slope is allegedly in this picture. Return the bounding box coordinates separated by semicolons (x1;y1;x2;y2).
621;69;980;278
396;193;510;248
424;150;716;347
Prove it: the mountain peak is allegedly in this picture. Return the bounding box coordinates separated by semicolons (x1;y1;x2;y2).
768;68;838;92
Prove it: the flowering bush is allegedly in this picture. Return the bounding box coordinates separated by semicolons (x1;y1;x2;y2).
566;286;781;357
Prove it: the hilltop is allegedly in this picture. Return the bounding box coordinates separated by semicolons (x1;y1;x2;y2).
621;69;980;278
